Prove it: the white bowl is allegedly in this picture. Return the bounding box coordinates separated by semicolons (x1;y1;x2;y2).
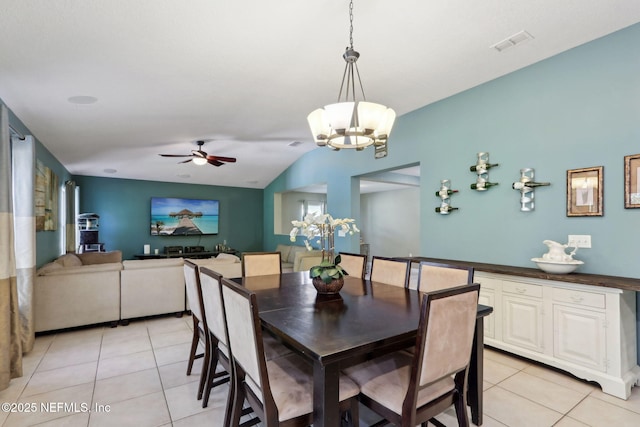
531;258;584;274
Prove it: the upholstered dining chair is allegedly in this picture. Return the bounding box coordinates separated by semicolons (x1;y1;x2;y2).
338;252;367;279
370;256;411;288
183;260;228;404
417;261;474;293
220;277;361;427
344;284;481;427
242;251;282;277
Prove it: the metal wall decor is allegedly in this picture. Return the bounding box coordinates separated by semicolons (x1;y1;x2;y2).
470;152;499;191
435;179;459;214
512;168;550;211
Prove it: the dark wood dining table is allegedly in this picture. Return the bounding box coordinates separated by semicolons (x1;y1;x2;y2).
233;271;493;427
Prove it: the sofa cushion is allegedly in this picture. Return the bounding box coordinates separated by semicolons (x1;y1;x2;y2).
55;253;83;267
216;253;241;263
77;250;123;265
122;258;184;270
288;245;308;264
40;262;123;276
37;262;64;276
275;244;292;263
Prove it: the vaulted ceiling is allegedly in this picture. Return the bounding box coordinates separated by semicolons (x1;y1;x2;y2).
1;0;639;189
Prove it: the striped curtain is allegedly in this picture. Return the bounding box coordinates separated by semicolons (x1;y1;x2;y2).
0;104;22;391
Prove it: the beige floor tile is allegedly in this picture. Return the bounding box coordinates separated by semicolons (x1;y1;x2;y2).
588;384;640;415
3;382;94;427
37;342;101;372
88;391;171;427
93;368;162;405
96;350;156;380
164;380;227;421
33;412;90;426
153;341;193;367
157;360;202;390
21;361;97;398
553;416;590;427
498;371;588;413
483;386;563;427
568;395;640;427
149;329;192;349
146;316;191;336
171;404;228;426
99;334;152;360
484;347;531;371
522;364;597;395
483;358;519;385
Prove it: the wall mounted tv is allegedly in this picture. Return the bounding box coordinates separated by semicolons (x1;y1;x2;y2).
151;197;219;236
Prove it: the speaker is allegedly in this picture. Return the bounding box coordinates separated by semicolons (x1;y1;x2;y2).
164;246;183;255
185;246;205;253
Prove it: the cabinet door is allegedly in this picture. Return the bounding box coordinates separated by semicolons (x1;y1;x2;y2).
553;304;606;372
479;289;495;339
502;295;544;353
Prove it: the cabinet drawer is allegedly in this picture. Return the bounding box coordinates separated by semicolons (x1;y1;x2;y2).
502;281;542;298
552;287;605;309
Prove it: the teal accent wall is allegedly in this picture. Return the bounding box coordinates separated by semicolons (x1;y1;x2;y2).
264;24;640;360
74;176;263;260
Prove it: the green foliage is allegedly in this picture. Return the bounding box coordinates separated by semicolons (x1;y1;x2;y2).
309;254;348;284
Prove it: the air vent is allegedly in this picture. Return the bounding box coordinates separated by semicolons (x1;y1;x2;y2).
288;141;303;147
491;30;534;52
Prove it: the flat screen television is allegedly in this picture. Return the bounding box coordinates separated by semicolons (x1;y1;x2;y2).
151;197;219;235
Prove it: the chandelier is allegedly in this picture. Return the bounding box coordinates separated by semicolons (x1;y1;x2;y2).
307;0;395;157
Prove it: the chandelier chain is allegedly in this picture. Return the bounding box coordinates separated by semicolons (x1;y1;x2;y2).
349;0;354;49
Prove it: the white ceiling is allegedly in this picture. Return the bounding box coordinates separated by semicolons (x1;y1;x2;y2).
1;0;639;190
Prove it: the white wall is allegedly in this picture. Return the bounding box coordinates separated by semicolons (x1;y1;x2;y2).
360;187;420;258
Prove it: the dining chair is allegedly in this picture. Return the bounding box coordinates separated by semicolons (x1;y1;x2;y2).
344;283;480;427
184;260;228;403
220;277;361;427
338;252;367;279
198;267;233;410
242;251;282;277
370;256;411;288
417;260;474;293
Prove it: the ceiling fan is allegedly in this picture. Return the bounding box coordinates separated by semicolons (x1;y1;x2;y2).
159;140;237;167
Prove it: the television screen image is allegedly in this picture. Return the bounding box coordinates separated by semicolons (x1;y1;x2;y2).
151;197;219;235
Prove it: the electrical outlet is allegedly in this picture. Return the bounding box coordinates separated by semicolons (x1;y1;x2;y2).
568;234;591;248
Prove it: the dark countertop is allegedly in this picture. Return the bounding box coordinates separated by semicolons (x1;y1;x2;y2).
397;257;640;292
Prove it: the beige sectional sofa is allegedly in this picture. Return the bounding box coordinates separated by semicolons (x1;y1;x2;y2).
34;251;242;332
275;244;323;272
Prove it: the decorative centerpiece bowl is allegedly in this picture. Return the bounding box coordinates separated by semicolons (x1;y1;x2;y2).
531;258;584;274
312;276;345;294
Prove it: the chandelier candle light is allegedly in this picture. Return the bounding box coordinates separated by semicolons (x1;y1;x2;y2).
290;213;360;293
307;0;395;156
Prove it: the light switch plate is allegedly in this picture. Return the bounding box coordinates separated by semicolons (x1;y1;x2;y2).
568;234;591;248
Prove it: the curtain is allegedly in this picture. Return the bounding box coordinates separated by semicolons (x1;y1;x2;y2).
12;134;36;354
0;104;22;391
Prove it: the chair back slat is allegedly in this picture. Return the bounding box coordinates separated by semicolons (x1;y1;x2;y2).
199;267;229;348
184;260;204;321
417;261;474;293
242;252;282;277
221;278;265;391
338;252;367;279
417;284;479;387
370;256;411;288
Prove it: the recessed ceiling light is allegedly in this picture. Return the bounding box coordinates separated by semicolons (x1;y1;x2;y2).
67;95;98;105
246;180;259;185
177;174;191;179
103;168;117;174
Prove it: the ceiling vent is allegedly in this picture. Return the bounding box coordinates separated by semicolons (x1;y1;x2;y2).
288;141;303;147
491;30;534;52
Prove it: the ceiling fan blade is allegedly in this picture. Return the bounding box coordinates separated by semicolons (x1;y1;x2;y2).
206;155;237;163
179;159;193;164
160;154;194;157
208;159;224;167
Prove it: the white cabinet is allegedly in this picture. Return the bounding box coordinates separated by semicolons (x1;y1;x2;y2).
476;271;640;400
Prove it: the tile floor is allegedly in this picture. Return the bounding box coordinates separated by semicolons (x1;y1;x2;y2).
1;315;639;427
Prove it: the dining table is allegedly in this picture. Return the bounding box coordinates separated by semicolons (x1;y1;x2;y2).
233;271;493;427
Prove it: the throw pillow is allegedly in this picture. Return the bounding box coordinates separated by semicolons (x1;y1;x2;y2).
216;253;240;263
55;254;83;268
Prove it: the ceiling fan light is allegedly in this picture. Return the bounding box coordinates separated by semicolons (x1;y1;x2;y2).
192;157;208;166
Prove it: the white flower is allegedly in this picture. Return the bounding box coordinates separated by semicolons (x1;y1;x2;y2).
288;213;360;252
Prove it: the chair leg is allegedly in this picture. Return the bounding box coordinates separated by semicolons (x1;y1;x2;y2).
186;316;199;375
197;338;210;400
229;370;246;427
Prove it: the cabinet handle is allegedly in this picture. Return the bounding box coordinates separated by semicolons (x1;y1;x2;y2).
515;287;527;294
570;295;584;303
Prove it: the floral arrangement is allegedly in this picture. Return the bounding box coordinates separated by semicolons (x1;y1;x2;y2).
290;213;360;283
